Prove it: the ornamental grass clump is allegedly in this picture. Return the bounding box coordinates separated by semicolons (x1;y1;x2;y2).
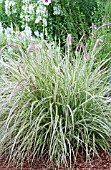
0;33;111;168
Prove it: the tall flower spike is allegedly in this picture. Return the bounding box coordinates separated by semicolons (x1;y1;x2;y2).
66;34;72;57
67;34;72;46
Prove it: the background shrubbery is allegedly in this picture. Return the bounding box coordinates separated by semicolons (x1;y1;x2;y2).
0;0;109;46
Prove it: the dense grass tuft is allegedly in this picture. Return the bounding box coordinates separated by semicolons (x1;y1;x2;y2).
0;33;111;168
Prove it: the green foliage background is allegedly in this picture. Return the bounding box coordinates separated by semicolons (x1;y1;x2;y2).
0;0;108;46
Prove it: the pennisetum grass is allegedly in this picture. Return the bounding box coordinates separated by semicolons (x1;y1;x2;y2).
0;32;111;168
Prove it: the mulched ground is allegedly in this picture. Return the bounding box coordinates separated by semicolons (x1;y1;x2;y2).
0;150;111;170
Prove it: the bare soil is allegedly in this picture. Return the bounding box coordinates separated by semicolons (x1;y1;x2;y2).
0;150;111;170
